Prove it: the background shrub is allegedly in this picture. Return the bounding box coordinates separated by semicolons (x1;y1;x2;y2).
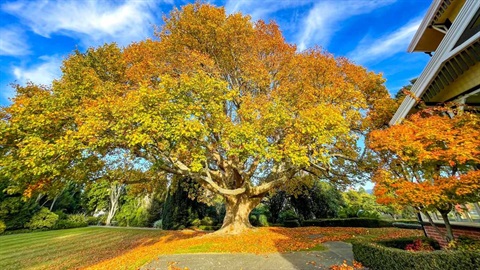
0;197;39;230
86;216;101;225
257;214;269;227
279;209;298;222
25;208;59;230
249;204;271;227
54;214;88;229
190;218;201;227
352;240;480;270
0;220;6;234
153;219;163;229
201;217;215;226
452;236;480;251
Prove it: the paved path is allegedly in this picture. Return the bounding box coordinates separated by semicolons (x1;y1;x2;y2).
142;241;354;270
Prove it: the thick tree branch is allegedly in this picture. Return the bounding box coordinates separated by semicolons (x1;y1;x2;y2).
251;169;296;196
201;169;246;196
168;157;246;196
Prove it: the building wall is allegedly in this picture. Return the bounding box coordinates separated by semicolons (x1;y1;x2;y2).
423;223;480;247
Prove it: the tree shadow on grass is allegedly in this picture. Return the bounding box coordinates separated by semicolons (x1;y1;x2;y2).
80;229;206;270
268;226;358;270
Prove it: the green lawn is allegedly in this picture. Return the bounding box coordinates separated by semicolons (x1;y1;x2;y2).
0;227;164;270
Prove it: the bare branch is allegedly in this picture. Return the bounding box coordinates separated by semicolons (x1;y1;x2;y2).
331;153;359;163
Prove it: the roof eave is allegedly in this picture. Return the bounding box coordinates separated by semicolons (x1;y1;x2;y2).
408;0;444;52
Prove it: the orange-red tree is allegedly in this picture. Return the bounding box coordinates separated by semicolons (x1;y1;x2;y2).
1;3;391;233
369;109;480;242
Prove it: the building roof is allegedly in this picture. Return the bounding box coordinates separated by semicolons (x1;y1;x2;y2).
390;0;480;125
408;0;465;53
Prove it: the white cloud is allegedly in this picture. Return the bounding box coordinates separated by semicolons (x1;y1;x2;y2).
348;18;421;64
0;27;30;56
13;55;62;86
225;0;312;21
297;0;396;51
1;0;162;47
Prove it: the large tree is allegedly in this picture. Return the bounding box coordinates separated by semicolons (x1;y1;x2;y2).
1;3;391;233
369;109;480;242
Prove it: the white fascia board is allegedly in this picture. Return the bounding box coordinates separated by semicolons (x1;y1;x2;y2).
390;0;480;126
408;0;444;53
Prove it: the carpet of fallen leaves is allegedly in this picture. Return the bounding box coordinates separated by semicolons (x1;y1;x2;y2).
85;227;422;270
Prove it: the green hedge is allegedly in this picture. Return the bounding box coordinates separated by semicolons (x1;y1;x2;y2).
377;237;440;250
352;240;480;270
302;218;393;228
283;219;301;227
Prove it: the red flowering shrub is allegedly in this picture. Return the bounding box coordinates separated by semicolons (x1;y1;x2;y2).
405;239;434;252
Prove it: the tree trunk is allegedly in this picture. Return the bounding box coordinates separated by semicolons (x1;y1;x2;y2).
216;194;262;234
105;204;118;226
105;182;123;226
439;208;455;243
49;195;59;212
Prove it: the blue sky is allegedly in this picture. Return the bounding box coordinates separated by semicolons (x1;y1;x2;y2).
0;0;432;107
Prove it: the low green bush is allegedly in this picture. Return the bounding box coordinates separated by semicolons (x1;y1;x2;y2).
0;220;6;234
86;216;101;225
54;214;88;229
302;218;393;228
191;218;202;227
352;240;480;270
54;211;68;220
54;220;87;229
198;225;221;231
257;214;269;227
377;237;440;250
250;213;270;227
25;208;59;230
452;236;480;251
201;217;216;226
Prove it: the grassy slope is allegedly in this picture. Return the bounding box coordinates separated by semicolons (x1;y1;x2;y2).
0;227;165;270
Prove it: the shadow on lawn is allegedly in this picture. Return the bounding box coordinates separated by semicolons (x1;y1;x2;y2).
82;229;206;270
268;227;358;270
